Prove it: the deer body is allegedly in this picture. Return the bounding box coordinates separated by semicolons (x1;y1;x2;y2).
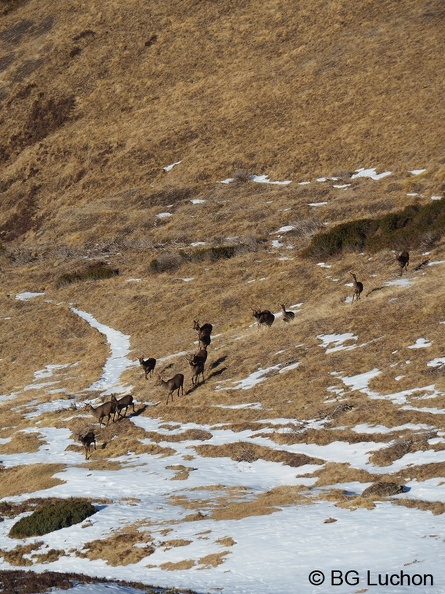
139;357;156;379
79;431;96;460
194;320;212;349
350;273;363;302
193;321;213;336
87;399;117;427
113;394;135;418
156;373;184;404
281;304;295;323
187;352;206;386
253;310;275;327
397;251;410;275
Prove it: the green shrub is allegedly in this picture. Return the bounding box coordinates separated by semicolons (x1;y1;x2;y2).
56;261;119;287
9;498;97;538
303;200;445;258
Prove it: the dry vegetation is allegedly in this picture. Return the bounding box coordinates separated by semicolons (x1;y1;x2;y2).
1;0;445;588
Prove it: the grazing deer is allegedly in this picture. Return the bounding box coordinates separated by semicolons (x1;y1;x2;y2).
139;357;156;379
253;309;275;327
86;398;117;427
79;431;96;460
112;393;135;418
280;304;295;323
396;251;410;275
155;373;184;404
350;272;363;302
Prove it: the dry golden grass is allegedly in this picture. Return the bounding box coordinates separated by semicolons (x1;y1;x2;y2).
1;2;445;572
79;525;155;566
0;464;65;499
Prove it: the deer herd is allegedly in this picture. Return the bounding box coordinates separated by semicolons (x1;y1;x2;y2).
79;251;411;457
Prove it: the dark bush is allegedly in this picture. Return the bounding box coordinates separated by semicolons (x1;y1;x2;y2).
191;245;237;262
303;200;445;258
149;253;184;273
56;261;119;287
9;498;97;538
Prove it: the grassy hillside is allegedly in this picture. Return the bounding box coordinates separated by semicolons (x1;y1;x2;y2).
1;0;445;586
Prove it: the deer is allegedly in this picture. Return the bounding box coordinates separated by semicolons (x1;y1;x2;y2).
193;320;213;337
79;430;96;460
280;304;295;323
253;309;275;327
190;347;208;366
189;359;205;386
86;398;117;427
186;353;206;386
350;272;363;302
396;250;410;275
193;320;212;349
112;393;135;418
155;373;184;404
139;357;156;379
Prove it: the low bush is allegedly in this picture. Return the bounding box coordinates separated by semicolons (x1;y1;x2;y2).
303;200;445;258
56;261;119;287
149;253;184;273
9;498;97;538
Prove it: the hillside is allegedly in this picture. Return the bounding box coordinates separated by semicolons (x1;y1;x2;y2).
1;1;445;593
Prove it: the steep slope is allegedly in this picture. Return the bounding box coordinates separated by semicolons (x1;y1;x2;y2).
1;2;445;592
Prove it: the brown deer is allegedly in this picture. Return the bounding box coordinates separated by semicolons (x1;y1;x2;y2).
189;347;208;366
112;393;135;418
86;398;117;427
396;251;410;275
155;373;184;404
253;309;275;327
79;431;96;460
350;273;363;302
280;304;295;323
186;354;206;386
138;357;156;379
193;320;213;336
193;320;212;349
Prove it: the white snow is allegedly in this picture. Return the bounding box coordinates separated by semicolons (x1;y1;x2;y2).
3;257;445;593
15;291;45;300
351;167;392;180
163;160;181;172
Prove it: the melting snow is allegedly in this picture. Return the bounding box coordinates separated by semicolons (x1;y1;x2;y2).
351;167;392;180
2;295;445;594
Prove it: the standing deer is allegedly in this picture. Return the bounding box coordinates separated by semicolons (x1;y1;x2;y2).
79;431;96;460
155;373;184;404
112;393;135;418
280;304;295;323
350;273;363;302
253;309;275;327
186;354;206;386
396;251;410;275
86;398;117;427
193;320;212;349
139;357;156;379
193;320;213;336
